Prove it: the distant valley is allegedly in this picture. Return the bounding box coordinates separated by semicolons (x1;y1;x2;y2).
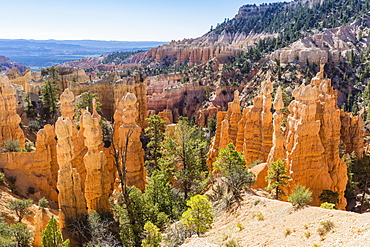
0;39;167;70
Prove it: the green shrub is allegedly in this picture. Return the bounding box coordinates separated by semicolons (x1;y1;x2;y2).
319;190;339;205
320;202;336;210
236;223;244;231
288;185;312;208
226;239;240;247
4;139;21;152
25;142;34;152
29;121;41;132
285;228;292;237
0;172;4;184
38;197;49;208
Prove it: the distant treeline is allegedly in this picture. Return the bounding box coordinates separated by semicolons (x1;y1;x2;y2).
102;50;147;64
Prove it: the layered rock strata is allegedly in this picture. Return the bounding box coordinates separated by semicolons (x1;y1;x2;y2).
81;102;111;213
69;72;147;125
0;124;58;202
55;117;87;228
113;93;146;191
0;74;25;148
208;65;354;209
207;80;273;169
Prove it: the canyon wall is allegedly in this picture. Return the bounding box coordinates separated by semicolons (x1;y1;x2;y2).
68;72;147;125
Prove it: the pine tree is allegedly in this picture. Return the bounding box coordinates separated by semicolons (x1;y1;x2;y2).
8;199;33;223
266;159;291;200
145;170;174;219
42;216;70;247
75;91;102;120
181;195;214;235
160;117;209;201
145;115;166;174
141;221;162;247
213;143;255;203
11;223;33;247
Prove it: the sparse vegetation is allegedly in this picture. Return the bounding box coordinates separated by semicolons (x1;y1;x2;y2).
0;172;4;184
27;187;35;195
8;175;17;184
213;143;255;205
4;139;21;152
288;185;312;208
285;228;292;237
38;197;49;208
226;239;240;247
320;202;336;210
236;223;244;231
317;220;334;237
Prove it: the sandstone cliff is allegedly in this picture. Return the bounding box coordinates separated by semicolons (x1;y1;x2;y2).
81;102;111;213
207;80;273;169
0;74;25;148
113;93;146;191
69;72;147;126
55;117;87;229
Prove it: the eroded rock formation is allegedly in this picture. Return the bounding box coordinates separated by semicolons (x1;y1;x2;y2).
69;72;147;125
207;80;273;169
81;102;111;213
0;74;25;148
55;117;87;228
113;93;146;191
208;65;355;209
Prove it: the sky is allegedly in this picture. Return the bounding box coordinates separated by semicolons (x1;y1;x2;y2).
2;0;283;42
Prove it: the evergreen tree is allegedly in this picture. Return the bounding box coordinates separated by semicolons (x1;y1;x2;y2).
141;221;162;247
319;190;339;206
42;216;69;247
11;223;33;247
8;199;33;223
266;159;291;200
113;186;159;247
180;195;214;235
213;143;255;203
85;211;119;247
145;115;166;174
75;91;102;120
0;218;14;246
160;117;209;201
145;170;175;219
40;67;61;119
